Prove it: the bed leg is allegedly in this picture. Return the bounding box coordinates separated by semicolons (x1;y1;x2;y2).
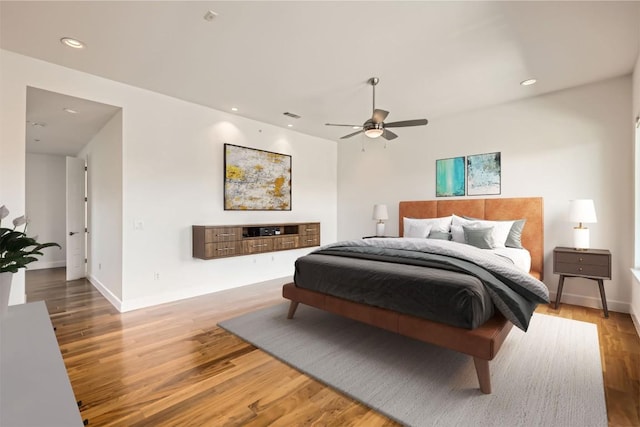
473;357;491;394
287;301;299;319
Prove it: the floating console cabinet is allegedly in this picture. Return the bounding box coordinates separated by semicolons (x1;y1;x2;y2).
192;222;320;259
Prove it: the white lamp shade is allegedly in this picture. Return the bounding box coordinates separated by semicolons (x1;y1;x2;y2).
372;204;389;221
568;199;597;224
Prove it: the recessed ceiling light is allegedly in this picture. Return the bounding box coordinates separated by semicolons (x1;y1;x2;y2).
231;107;238;112
520;78;537;86
63;108;78;114
60;37;85;49
28;121;46;128
287;124;293;127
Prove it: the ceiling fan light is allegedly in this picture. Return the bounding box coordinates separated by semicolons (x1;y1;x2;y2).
364;128;384;138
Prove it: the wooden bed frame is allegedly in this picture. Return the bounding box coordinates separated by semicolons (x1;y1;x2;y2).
283;197;544;394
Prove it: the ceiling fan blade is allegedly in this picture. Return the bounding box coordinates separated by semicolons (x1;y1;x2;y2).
340;129;364;139
372;109;389;124
384;119;429;128
382;129;398;140
325;123;361;127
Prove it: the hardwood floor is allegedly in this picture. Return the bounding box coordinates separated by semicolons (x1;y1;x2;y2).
26;268;639;426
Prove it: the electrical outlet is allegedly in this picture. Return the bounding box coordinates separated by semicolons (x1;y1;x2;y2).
154;272;160;280
99;263;102;270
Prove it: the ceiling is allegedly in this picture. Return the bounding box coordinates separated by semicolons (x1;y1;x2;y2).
2;1;639;154
25;87;121;156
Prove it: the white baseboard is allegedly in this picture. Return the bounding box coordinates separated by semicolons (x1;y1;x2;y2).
631;310;640;338
549;291;630;314
119;276;293;313
87;273;123;312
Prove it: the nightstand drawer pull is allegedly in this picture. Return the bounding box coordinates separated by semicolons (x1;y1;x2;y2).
578;267;583;272
579;257;583;262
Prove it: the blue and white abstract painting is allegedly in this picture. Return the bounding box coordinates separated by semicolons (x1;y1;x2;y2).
467;152;501;196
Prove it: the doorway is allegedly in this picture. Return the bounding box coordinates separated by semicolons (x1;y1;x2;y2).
24;87;121;284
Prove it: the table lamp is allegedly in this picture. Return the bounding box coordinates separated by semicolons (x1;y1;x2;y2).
372;204;389;236
568;199;597;250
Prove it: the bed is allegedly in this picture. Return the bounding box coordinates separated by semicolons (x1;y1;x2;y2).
282;197;547;394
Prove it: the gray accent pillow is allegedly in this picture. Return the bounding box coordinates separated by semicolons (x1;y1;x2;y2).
462;215;526;249
427;231;451;240
463;225;495;249
505;219;526;249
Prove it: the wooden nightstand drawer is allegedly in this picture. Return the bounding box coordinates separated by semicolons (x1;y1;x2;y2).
554;252;609;266
554;262;610;278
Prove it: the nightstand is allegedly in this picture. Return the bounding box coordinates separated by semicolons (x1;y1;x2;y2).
553;246;612;317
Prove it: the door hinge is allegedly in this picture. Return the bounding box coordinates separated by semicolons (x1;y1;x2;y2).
84;258;87;263
84;166;88;171
84;197;88;202
85;227;88;233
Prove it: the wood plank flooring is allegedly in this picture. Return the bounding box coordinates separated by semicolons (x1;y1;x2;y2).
26;268;639;426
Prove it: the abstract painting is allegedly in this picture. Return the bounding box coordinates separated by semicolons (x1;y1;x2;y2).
436;156;465;197
467;152;501;196
224;144;292;210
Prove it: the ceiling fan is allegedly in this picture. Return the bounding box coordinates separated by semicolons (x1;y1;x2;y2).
325;77;428;141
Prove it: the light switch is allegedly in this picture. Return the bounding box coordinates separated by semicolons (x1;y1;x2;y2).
134;219;144;230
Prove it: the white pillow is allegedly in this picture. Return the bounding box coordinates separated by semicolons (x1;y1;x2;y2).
403;216;452;237
405;223;432;238
451;214;513;248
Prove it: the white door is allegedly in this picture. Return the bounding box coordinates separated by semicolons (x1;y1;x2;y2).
66;157;86;281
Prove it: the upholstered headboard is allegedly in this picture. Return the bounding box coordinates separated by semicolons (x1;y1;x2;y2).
399;197;544;280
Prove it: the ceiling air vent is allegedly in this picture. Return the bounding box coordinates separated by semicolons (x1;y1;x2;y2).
283;112;301;119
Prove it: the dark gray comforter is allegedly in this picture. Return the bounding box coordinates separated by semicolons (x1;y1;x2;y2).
294;238;550;331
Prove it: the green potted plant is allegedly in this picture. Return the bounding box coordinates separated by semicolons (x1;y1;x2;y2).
1;205;61;316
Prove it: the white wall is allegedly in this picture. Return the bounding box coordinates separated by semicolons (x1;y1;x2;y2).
78;110;123;302
631;41;640;335
25;153;66;269
338;76;634;314
0;49;338;309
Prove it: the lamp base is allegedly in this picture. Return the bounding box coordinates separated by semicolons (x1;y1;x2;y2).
376;222;385;237
573;227;590;250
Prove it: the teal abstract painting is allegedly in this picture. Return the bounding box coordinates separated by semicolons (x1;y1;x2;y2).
436;157;465;197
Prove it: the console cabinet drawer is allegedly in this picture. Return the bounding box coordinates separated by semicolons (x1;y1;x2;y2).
299;223;320;236
205;227;241;243
205;242;240;258
300;234;320;247
242;238;274;254
273;236;299;250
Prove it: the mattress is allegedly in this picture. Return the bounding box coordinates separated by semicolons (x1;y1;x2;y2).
294;252;495;329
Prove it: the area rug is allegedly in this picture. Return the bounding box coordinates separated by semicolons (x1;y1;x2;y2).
218;303;607;427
